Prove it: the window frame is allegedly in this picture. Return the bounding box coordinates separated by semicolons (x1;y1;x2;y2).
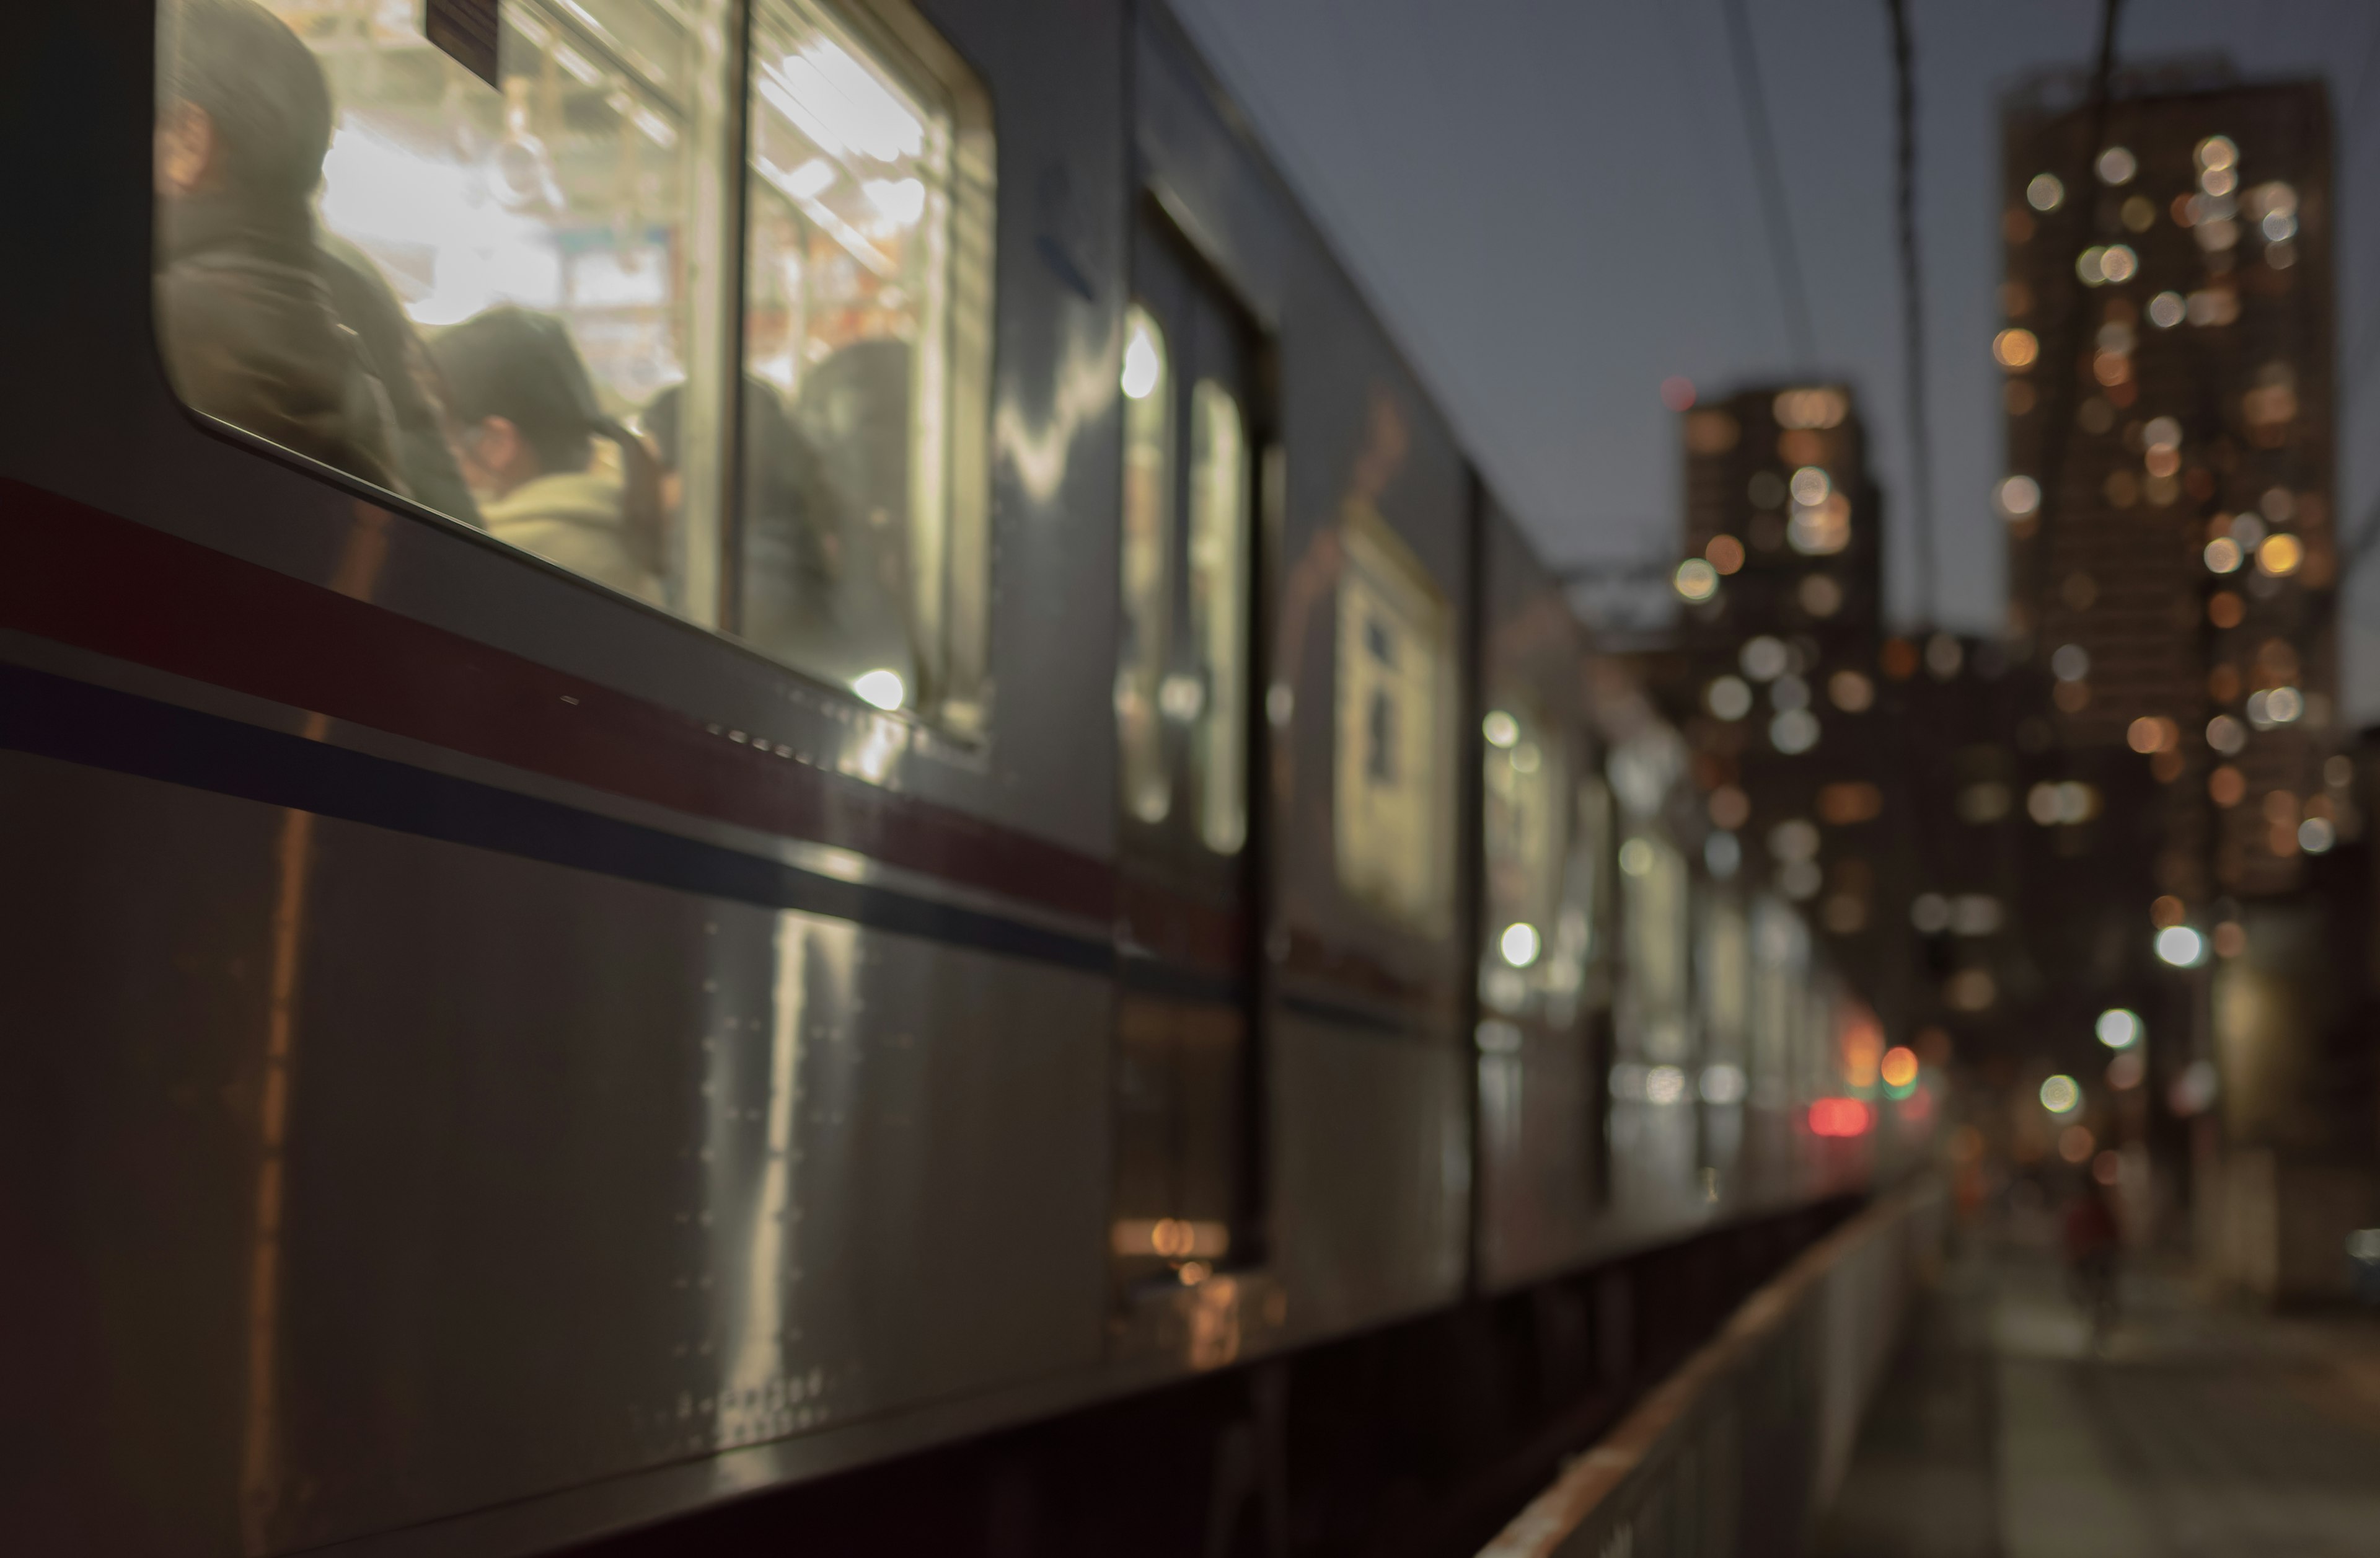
147;0;998;738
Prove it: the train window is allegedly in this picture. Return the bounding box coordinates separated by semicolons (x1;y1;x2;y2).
738;0;993;714
1480;701;1572;1016
1116;304;1175;825
1619;831;1690;1061
153;0;992;719
1334;512;1452;931
1185;379;1250;854
1700;893;1750;1061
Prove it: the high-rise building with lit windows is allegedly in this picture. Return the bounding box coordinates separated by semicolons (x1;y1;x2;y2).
1657;386;1908;1029
1677;384;1884;660
1998;68;2336;901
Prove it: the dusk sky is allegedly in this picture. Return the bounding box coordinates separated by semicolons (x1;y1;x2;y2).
1170;0;2380;714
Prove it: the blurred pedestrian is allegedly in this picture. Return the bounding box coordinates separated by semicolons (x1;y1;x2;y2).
2063;1175;2121;1344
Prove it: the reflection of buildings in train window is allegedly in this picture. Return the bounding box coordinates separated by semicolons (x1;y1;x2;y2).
1116;305;1173;825
1335;513;1450;931
165;0;990;716
1619;831;1689;1061
1186;380;1250;855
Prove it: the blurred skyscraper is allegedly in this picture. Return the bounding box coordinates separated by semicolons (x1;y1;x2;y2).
1659;385;1915;1029
1998;68;2339;904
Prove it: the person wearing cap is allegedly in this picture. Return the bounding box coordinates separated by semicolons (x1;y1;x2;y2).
431;307;666;606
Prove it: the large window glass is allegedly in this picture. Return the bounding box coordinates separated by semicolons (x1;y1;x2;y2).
1334;513;1452;931
153;0;989;719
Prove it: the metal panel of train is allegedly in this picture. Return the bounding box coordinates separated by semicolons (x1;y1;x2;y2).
0;0;1911;1551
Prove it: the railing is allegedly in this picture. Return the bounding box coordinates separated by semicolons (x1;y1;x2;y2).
1479;1179;1945;1558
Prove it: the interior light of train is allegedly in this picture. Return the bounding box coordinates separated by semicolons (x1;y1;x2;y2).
2148;290;2187;328
1788;467;1831;507
761;38;926;162
2156;924;2209;968
1807;1098;1871;1138
862;177;928;227
2204;537;2243;573
1643;1066;1687;1105
1703;831;1742;880
852;669;906;710
2038;1074;2081;1115
2095;1009;2142;1050
2025;172;2064;212
2299;816;2336;854
1617;839;1656;879
1482;710;1520;748
2096;146;2136;185
1499;923;1542;968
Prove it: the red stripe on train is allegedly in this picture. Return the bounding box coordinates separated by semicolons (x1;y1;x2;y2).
0;476;1115;924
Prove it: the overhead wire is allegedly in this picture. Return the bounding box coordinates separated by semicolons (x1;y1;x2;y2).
1883;0;1937;625
1717;0;1818;368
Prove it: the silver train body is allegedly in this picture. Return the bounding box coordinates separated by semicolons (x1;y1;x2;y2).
0;2;1902;1551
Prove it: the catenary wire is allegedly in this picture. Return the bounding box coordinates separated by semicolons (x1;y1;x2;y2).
1718;0;1818;368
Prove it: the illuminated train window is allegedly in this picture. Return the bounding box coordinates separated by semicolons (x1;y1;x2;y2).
152;0;992;721
1185;379;1251;854
1116;304;1175;825
1335;513;1452;931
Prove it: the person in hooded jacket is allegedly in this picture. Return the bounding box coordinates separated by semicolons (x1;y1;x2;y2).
155;0;400;493
431;307;667;606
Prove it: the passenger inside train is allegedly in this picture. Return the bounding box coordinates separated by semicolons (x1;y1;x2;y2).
152;0;965;712
154;0;404;494
431;305;667;606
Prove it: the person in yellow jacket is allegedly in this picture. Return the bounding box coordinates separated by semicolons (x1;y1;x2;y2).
431;307;666;605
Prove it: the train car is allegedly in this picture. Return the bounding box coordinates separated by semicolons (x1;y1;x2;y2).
0;1;1904;1552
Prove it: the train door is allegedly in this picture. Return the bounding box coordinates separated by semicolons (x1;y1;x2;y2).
1109;202;1272;1356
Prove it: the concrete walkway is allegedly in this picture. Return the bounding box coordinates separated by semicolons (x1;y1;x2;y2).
1812;1228;2380;1558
